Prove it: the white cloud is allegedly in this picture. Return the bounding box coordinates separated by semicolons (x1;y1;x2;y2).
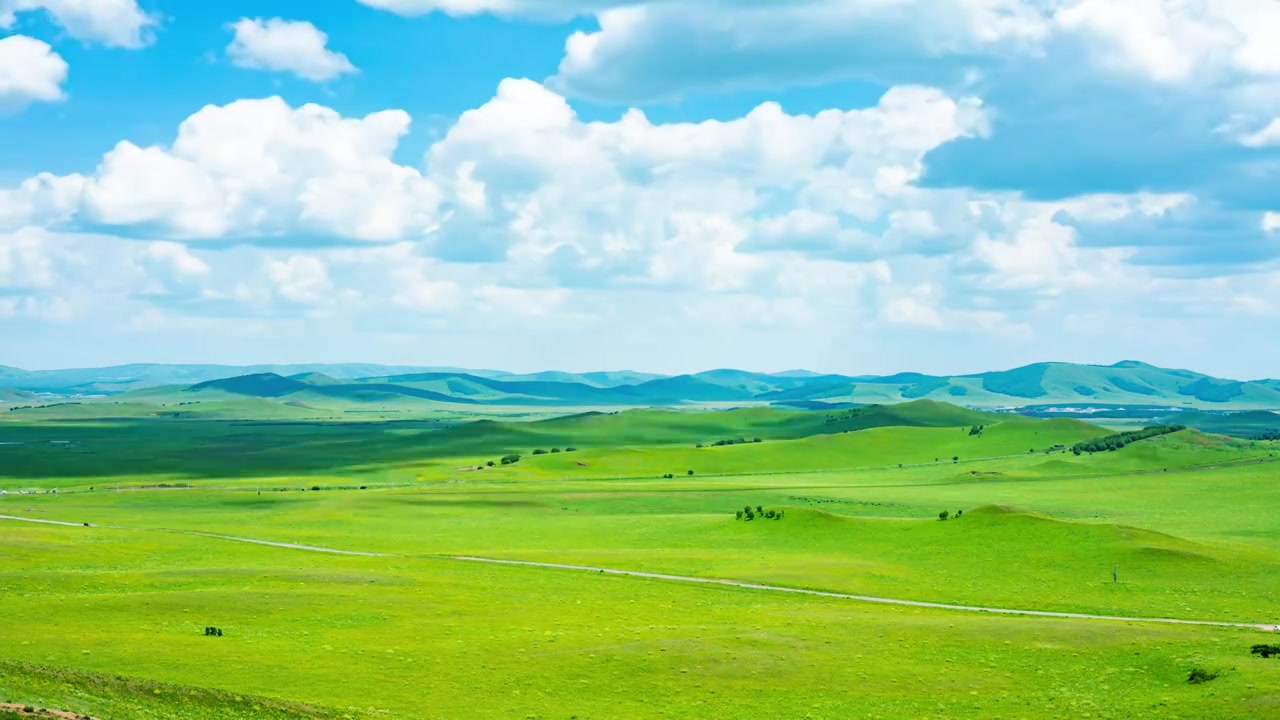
551;0;1051;101
354;0;606;19
1055;0;1280;84
0;35;67;110
0;226;57;288
1265;212;1280;232
1239;118;1280;147
141;241;209;277
427;79;987;282
267;255;332;304
0;0;156;48
226;18;356;82
10;97;442;241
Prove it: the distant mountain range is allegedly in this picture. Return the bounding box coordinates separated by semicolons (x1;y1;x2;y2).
3;360;1278;409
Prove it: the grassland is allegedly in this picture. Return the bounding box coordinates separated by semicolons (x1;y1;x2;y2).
3;401;1279;718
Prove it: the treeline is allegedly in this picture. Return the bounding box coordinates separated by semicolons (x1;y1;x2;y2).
698;437;762;448
1253;430;1280;441
1071;425;1185;454
8;402;82;412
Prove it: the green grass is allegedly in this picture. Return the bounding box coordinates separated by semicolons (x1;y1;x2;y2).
3;401;1280;717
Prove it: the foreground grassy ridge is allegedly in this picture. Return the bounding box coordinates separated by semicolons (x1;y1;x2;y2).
1;522;1278;719
0;662;351;719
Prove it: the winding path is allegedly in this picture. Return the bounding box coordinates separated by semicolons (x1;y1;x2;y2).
3;514;1275;631
446;555;1280;632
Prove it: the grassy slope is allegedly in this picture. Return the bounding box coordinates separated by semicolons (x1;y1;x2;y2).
1165;410;1280;438
0;401;1003;483
3;406;1280;717
1;518;1277;720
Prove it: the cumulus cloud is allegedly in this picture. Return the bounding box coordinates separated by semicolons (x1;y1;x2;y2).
426;79;988;284
551;0;1050;102
6;97;441;241
0;226;58;288
0;35;67;110
354;0;608;19
226;18;356;82
0;0;157;48
266;255;333;305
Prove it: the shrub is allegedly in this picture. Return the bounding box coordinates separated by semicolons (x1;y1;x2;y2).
501;454;521;465
952;456;959;463
532;449;548;455
1252;644;1280;658
735;511;743;520
939;510;950;521
565;447;578;453
487;461;495;467
551;448;561;453
687;470;694;476
955;509;963;518
359;486;367;490
310;485;321;491
1187;667;1219;684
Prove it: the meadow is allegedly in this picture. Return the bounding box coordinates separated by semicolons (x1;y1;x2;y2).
2;400;1279;718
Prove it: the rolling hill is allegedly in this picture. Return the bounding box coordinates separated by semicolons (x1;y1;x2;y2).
5;361;1280;410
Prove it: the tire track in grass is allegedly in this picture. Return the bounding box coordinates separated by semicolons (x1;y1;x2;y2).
3;514;1276;631
446;555;1280;632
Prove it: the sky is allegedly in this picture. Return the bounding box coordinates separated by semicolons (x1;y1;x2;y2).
2;0;1280;378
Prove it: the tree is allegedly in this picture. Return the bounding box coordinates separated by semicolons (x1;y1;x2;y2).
736;511;743;520
501;454;521;465
688;470;694;476
487;460;495;467
532;449;548;455
952;456;959;463
938;510;950;521
955;509;963;518
565;447;578;452
551;448;562;453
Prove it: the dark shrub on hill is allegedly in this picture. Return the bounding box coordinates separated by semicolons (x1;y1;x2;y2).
1252;644;1280;658
551;448;561;453
501;454;521;465
565;447;578;452
1187;667;1219;684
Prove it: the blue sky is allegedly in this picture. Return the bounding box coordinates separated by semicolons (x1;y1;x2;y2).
2;0;1280;378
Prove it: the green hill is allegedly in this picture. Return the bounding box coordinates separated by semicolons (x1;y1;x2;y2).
6;361;1279;410
1159;410;1280;438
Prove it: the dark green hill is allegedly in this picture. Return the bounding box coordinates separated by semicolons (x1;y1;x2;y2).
1158;410;1280;439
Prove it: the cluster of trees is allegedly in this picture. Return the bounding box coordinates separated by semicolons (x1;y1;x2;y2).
697;437;763;448
8;402;83;412
500;454;521;465
1252;430;1280;441
203;626;224;637
530;447;579;454
967;425;985;436
1071;425;1186;455
1253;644;1280;658
938;509;964;521
736;505;783;521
